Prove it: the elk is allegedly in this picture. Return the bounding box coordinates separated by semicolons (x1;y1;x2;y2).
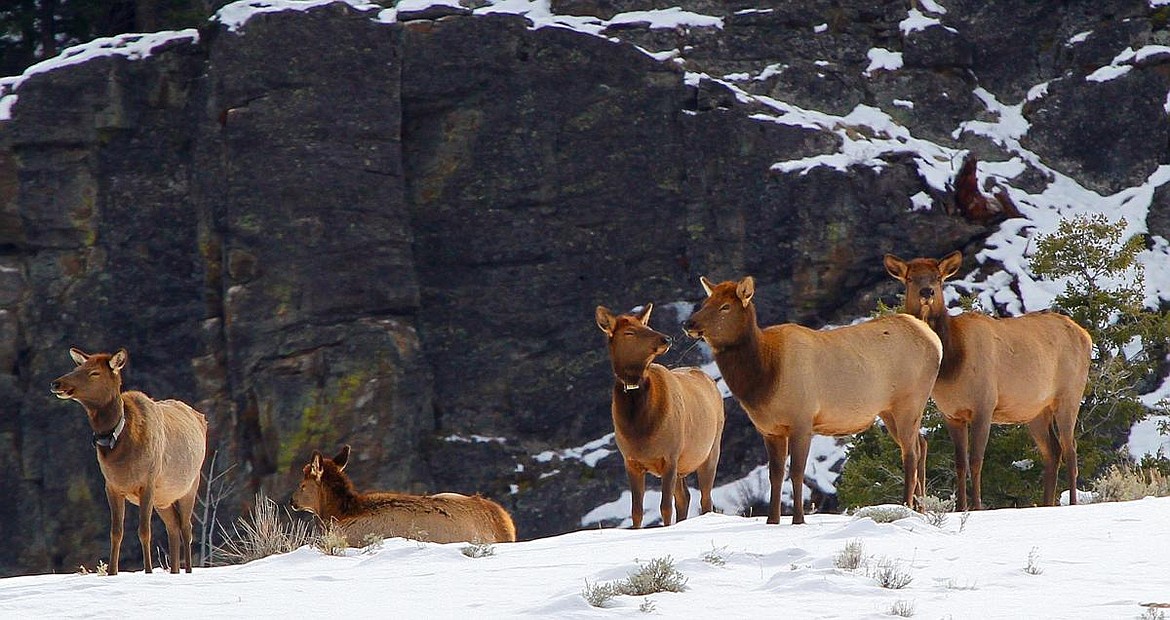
884;251;1092;510
595;303;725;528
50;348;208;575
291;445;516;544
951;154;1022;225
683;277;941;525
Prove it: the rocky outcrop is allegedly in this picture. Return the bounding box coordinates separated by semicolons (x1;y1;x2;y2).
0;0;1167;575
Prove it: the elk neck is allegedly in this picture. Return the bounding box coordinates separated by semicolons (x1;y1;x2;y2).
81;392;129;450
710;320;772;408
611;369;664;437
923;308;964;379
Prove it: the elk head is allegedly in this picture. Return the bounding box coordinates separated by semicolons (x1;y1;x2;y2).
291;445;351;515
595;303;671;390
883;251;963;324
50;348;128;406
683;276;756;351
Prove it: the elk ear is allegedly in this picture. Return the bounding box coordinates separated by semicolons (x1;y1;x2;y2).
736;276;755;307
334;445;351;471
700;276;715;297
637;303;654;326
309;452;324;478
883;254;908;281
938;251;963;280
595;306;617;336
69;348;89;365
109;349;128;373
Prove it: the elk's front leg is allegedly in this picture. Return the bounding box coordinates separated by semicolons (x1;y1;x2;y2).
658;463;678;526
105;485;125;576
763;435;789;525
138;484;155;573
625;461;646;529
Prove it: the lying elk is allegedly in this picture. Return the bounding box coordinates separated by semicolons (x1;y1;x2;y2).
596;303;725;527
884;251;1091;510
684;277;941;524
51;348;208;575
292;445;516;544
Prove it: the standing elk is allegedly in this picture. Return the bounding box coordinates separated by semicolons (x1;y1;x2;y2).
51;348;208;575
292;445;516;544
595;303;725;528
884;251;1092;510
683;277;941;525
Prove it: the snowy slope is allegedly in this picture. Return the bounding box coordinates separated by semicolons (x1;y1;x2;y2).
2;497;1168;618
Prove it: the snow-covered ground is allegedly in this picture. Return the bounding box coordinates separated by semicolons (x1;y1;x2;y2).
2;497;1168;618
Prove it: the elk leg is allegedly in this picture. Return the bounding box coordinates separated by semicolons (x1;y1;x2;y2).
659;463;679;526
1056;408;1079;506
968;412;992;511
917;435;929;505
176;479;199;572
696;437;721;514
157;503;184;574
881;412;923;510
1027;416;1061;506
944;418;971;511
138;485;155;574
788;433;811;525
763;435;789;525
898;431;922;510
625;461;646;529
105;485;125;576
673;476;690;523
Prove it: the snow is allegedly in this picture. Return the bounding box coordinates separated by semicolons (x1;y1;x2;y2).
444;434;508;444
900;8;956;35
918;0;947;14
864;48;904;76
1129;416;1170;461
213;0;384;32
4;499;1170;617
0;29;198;120
533;433;616;468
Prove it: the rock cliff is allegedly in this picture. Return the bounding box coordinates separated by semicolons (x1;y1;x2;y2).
0;0;1166;575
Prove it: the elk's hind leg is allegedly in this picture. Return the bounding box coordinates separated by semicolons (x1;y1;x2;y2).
1027;414;1062;506
176;477;200;572
157;502;185;574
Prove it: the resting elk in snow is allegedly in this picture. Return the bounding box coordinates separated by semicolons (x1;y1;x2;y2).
51;348;208;575
595;303;725;527
292;445;516;544
884;251;1092;510
951;154;1022;225
683;277;941;525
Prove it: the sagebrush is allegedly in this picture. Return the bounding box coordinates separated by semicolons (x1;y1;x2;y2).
581;556;688;607
1093;464;1170;502
214;491;316;565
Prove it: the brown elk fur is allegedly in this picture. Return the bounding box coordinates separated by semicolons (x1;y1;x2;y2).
51;348;208;575
595;303;725;528
684;277;941;524
952;154;1022;225
292;446;516;544
884;251;1092;510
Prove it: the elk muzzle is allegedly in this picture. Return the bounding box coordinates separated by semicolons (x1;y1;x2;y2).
50;378;73;399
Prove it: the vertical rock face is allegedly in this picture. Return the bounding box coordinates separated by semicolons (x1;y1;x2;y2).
0;0;1166;574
